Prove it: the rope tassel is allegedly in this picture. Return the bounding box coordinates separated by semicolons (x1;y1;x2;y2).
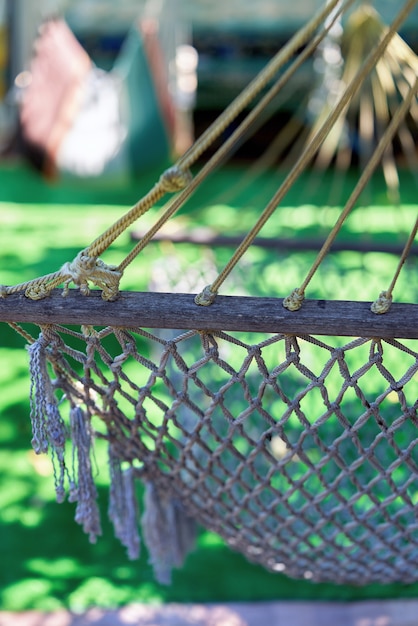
27;332;67;501
70;406;102;543
27;333;52;454
141;481;197;585
108;451;140;560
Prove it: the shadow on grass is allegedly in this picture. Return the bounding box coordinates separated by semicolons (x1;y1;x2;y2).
1;463;418;612
3;459;418;606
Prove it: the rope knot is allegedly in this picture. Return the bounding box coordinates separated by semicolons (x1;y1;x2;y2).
283;288;305;312
61;251;122;300
0;285;8;298
371;291;392;314
195;285;218;306
25;283;53;300
159;166;193;193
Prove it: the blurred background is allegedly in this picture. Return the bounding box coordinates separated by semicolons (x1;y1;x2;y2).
0;0;418;615
0;0;417;181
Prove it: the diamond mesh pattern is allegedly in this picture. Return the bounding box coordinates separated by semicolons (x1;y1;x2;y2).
37;323;418;585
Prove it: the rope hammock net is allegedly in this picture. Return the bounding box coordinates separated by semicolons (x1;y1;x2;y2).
1;0;418;586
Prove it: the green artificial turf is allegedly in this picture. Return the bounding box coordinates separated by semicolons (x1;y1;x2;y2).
0;163;418;611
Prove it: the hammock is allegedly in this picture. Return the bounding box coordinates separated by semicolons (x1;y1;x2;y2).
1;0;418;586
18;3;179;180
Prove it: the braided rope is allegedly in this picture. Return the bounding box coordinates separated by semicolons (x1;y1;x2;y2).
372;215;418;313
1;0;415;307
89;0;345;260
0;0;349;301
25;321;418;584
195;0;418;306
286;75;418;312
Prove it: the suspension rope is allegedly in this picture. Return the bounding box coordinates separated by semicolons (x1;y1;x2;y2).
117;0;355;275
76;0;347;260
0;0;416;311
175;0;346;171
194;0;417;307
0;0;348;301
6;322;36;345
284;74;418;312
371;214;418;314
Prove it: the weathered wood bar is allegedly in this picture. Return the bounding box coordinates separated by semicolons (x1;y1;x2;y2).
0;290;417;339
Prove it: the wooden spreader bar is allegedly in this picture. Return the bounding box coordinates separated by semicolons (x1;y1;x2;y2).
0;290;417;339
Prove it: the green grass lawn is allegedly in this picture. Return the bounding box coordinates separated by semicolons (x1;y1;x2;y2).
0;163;418;611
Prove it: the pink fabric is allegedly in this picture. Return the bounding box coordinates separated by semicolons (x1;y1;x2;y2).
20;20;91;176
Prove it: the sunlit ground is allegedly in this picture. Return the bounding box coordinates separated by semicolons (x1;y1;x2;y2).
0;163;417;611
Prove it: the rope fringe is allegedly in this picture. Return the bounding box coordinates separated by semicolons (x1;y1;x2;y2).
28;335;50;454
142;481;197;585
27;332;68;500
70;406;102;543
108;451;141;560
27;334;194;560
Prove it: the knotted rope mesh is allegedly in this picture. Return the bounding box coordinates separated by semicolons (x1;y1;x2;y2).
27;323;418;585
1;0;418;587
